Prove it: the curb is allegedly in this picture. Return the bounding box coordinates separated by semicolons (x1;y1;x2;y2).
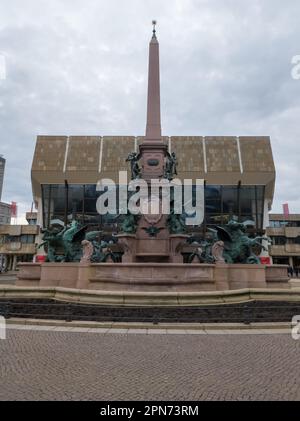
6;317;292;331
1;285;300;306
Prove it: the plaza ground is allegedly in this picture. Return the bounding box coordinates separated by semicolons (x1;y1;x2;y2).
0;324;299;400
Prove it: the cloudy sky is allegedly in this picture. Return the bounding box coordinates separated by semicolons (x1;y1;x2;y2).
0;0;299;222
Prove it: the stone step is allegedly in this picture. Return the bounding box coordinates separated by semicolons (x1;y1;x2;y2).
1;298;300;323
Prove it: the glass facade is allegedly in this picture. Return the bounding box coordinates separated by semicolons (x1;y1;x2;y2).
41;184;265;232
42;184;122;231
269;220;300;228
204;185;264;230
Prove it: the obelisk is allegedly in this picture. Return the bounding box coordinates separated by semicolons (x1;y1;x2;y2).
139;21;168;181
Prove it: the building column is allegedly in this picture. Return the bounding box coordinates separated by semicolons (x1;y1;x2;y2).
260;198;271;260
10;256;13;271
3;254;8;271
289;256;294;269
6;255;11;271
12;255;17;271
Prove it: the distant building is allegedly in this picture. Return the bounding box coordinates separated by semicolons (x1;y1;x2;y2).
26;212;38;225
266;214;300;269
0;212;39;271
0;201;11;225
0;155;5;201
0;156;12;226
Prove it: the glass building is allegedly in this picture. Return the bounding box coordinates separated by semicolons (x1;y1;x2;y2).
41;183;265;233
31;135;275;237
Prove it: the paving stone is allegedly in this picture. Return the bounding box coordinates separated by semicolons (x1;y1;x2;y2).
147;329;167;334
106;328;128;334
185;329;207;335
24;326;56;331
127;329;148;334
259;329;290;335
52;327;74;332
6;325;37;330
166;329;187;335
6;324;27;330
87;328;109;334
0;329;299;400
67;328;92;333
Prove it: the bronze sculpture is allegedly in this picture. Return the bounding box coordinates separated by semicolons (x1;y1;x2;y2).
40;219;120;263
126;152;141;180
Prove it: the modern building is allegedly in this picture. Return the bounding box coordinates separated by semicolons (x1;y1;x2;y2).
0;212;39;271
0;201;11;225
0;155;5;200
266;214;300;269
0;155;12;225
26;211;38;225
31;142;275;238
30;28;275;237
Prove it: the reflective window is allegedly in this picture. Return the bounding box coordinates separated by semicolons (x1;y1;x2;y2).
205;185;221;214
68;185;84;222
41;183;265;233
222;186;238;215
239;187;255;214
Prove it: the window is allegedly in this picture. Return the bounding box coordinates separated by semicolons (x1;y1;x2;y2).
41;183;265;234
273;257;289;265
239;187;254;214
205;185;221;214
269;220;300;228
222;186;238;215
205;185;264;231
271;236;286;245
20;235;35;244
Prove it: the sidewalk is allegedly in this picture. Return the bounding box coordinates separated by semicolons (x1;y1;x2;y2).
5;318;291;335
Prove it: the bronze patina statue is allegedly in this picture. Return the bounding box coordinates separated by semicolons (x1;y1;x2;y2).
126;152;141;180
40;219;121;263
210;219;267;264
164;151;178;180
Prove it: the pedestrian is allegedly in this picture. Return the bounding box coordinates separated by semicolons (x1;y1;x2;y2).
295;267;299;278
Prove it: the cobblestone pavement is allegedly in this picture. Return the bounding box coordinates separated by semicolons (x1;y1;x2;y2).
0;328;300;400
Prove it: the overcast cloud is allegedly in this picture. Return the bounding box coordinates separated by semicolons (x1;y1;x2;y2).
0;0;299;222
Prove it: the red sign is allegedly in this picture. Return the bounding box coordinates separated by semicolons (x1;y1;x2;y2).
35;255;46;263
10;201;17;218
282;203;290;217
260;256;271;265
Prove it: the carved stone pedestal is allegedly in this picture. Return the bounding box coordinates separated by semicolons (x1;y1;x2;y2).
117;234;137;262
169;234;190;263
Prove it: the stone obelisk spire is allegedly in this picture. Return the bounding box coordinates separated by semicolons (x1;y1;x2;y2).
145;20;162;142
140;21;167;180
